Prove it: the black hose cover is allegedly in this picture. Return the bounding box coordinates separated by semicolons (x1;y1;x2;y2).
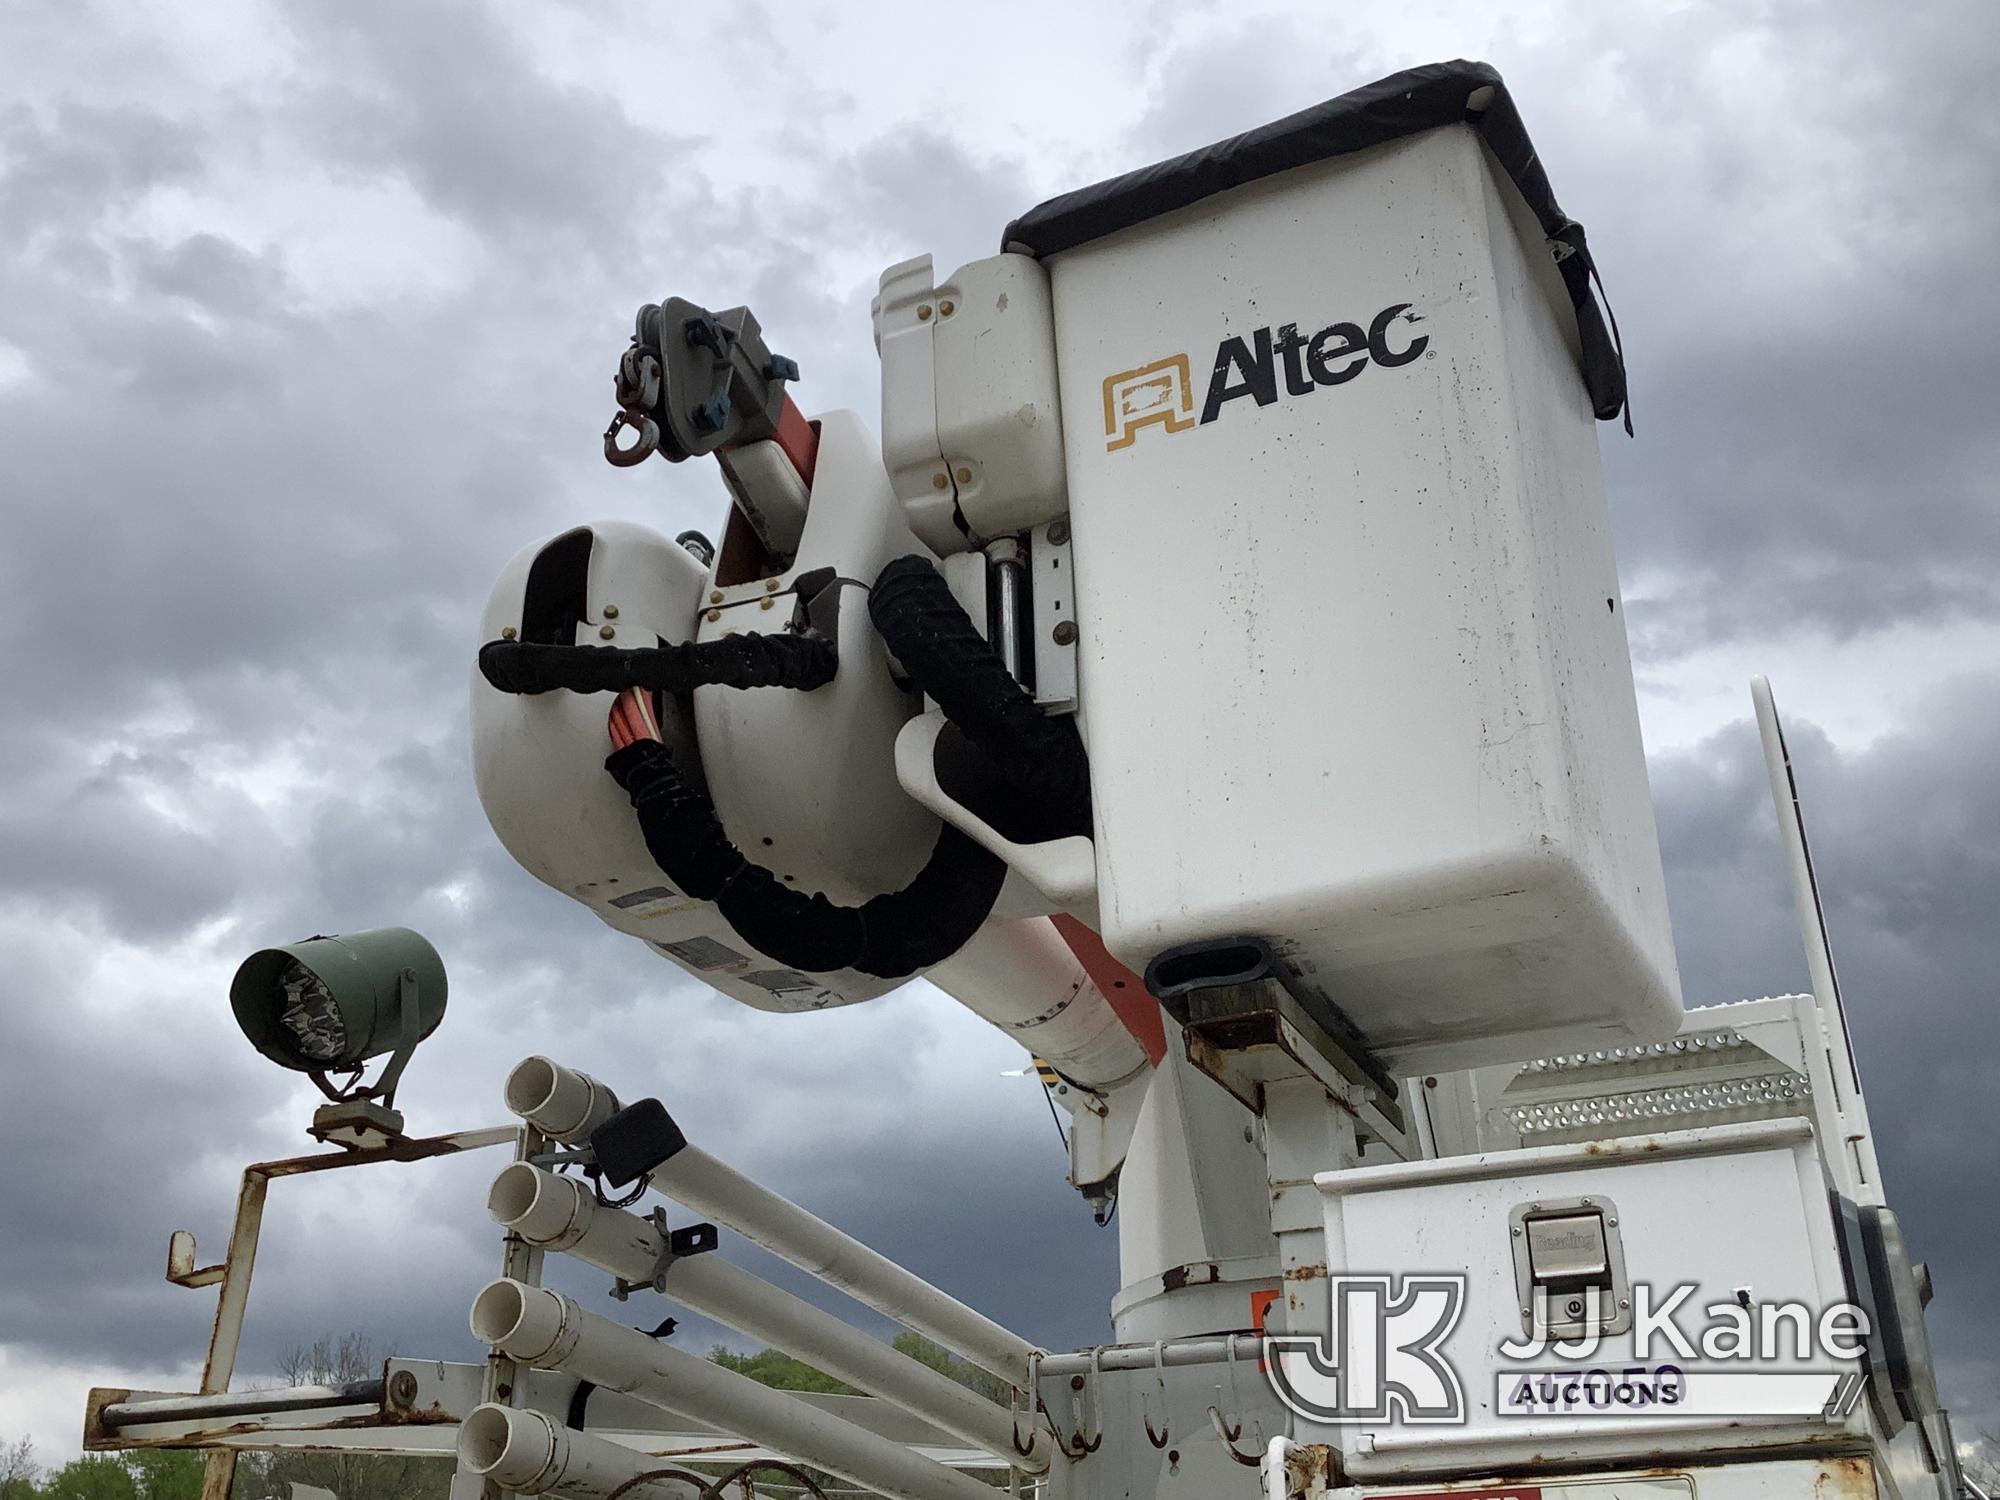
605;741;1005;978
607;740;746;900
480;633;836;696
593;554;1085;980
868;554;1092;835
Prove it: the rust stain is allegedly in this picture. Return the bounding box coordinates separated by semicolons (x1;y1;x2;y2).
1812;1456;1873;1500
85;1400;446;1450
362;1402;455;1427
1582;1138;1664;1156
254;1134;477;1178
1284;1263;1329;1281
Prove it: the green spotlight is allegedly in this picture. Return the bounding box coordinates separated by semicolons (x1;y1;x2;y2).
230;927;448;1146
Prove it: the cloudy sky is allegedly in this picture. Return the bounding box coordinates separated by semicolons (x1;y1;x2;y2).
2;0;1996;1471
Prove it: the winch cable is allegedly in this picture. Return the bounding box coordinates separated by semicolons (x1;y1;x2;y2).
477;632;836;697
596;554;1093;978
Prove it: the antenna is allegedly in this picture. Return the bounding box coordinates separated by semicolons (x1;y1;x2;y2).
1750;676;1883;1199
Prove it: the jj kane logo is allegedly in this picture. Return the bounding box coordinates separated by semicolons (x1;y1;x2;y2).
1102;302;1429;451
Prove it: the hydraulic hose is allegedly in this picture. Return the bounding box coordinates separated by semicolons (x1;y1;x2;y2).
599;553;1091;978
605;740;1003;978
867;555;1091;835
478;633;836;696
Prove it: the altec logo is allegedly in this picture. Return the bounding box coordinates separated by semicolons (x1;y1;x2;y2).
1102;302;1430;451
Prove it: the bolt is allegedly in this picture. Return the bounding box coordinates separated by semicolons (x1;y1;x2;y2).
495;1382;513;1401
1424;1075;1438;1088
1619;1298;1631;1309
1070;1375;1085;1391
603;604;619;619
931;473;948;490
709;590;724;604
1581;1197;1593;1207
1052;620;1078;646
1047;518;1070;546
764;577;781;592
956;466;972;484
706;609;721;623
1512;1227;1522;1237
939;299;956;316
693;393;731;432
599;624;616;639
760;597;774;610
388;1370;419;1408
501;626;517;640
1608;1217;1619;1227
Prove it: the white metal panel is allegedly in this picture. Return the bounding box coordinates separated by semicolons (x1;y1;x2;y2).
1345;1456;1878;1500
874;255;956;553
693;408;939;917
930;254;1068;543
472;520;853;1009
1045;124;1679;1072
1313;1121;1863;1476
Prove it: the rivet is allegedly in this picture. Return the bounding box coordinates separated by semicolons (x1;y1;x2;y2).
760;597;774;610
709;590;724;604
599;624;616;639
1069;1375;1085;1391
917;304;934;321
955;466;972;484
706;609;721;623
602;604;619;619
1047;518;1070;546
931;473;948;490
500;626;517;640
939;299;955;316
1512;1227;1522;1237
764;577;780;592
1052;620;1078;646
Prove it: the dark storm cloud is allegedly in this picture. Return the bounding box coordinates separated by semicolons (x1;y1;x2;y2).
280;3;693;247
1;0;1995;1461
1650;679;2000;1417
0;101;206;240
1113;1;2000;657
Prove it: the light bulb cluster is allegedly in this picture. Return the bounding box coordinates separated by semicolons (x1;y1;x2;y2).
1505;1071;1810;1135
1524;1030;1745;1072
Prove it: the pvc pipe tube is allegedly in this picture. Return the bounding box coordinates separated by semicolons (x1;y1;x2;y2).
502;1058;1039;1386
458;1403;695;1499
471;1280;997;1500
1037;1332;1266;1376
505;1056;620;1145
486;1165;1040;1471
648;1145;1037;1385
